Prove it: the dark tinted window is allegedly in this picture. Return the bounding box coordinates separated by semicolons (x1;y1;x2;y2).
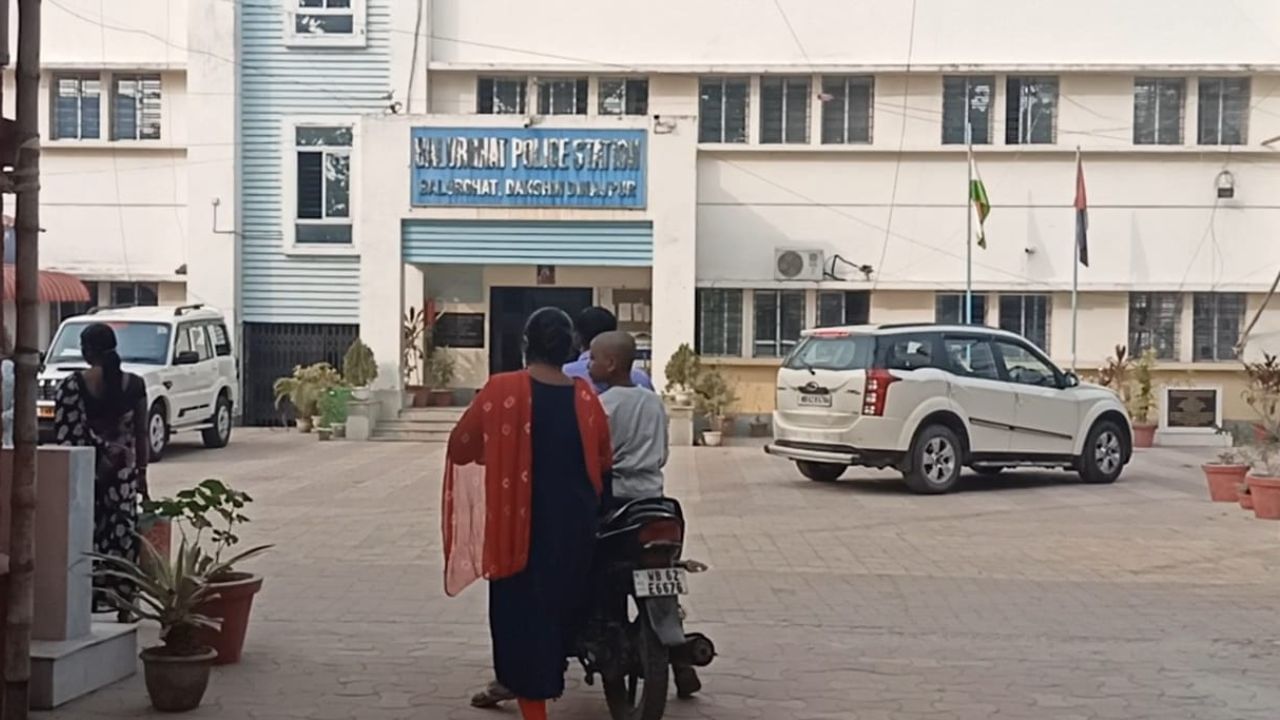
880;334;938;371
942;336;999;380
207;323;232;356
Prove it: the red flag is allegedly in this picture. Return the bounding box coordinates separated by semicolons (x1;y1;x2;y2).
1074;154;1089;267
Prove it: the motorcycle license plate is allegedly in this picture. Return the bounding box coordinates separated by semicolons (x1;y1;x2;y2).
632;568;689;598
37;404;54;419
798;394;832;407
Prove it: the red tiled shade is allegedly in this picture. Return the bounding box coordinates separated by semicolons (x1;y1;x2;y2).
2;264;92;303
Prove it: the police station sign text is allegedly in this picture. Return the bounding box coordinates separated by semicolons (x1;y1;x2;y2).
410;127;647;209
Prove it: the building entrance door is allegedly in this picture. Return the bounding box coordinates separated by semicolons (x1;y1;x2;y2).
489;287;594;374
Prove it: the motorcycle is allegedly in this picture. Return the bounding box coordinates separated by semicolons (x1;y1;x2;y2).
574;497;716;720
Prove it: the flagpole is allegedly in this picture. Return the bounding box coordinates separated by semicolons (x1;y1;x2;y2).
965;114;973;325
1072;145;1080;372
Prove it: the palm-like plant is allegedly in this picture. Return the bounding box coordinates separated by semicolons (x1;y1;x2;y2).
89;536;268;655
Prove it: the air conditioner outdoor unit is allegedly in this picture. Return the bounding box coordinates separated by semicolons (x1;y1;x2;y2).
774;249;825;281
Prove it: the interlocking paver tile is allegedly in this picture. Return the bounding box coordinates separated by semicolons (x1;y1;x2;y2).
37;432;1280;720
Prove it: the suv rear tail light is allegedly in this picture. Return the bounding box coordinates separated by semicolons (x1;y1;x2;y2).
863;369;899;416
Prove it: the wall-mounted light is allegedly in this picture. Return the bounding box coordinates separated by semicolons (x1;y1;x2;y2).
1216;170;1235;199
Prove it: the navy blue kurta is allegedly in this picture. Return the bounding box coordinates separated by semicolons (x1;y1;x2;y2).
489;379;601;700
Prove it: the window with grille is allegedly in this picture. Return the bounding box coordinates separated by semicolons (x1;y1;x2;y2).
537;78;588;115
1192;292;1244;361
295;125;353;245
817;290;870;327
753;290;805;357
291;0;365;45
760;76;810;144
111;282;158;307
698;77;749;143
51;74;101;140
942;76;994;145
1005;76;1057;145
1128;292;1182;360
998;294;1050;350
1197;78;1249;146
695;289;743;357
477;77;528;114
111;75;162;141
820;76;873;144
599;78;649;116
1133;78;1185;145
935;293;987;325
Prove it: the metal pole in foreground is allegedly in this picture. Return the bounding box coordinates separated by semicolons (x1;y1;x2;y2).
1071;146;1080;372
965;117;973;325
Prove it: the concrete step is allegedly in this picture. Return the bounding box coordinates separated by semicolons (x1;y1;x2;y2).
399;407;465;422
31;621;137;709
371;428;450;443
377;419;457;432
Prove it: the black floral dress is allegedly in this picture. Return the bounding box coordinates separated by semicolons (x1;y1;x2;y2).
53;371;147;609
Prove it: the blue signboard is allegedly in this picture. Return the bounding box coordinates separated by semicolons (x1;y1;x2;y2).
410;127;646;209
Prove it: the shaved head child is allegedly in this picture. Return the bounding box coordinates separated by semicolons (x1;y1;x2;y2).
588;331;668;500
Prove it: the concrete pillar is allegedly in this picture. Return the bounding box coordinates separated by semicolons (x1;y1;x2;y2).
185;0;240;334
648;116;700;392
358;116;407;391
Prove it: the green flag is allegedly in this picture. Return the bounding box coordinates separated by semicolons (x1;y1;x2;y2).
969;155;990;249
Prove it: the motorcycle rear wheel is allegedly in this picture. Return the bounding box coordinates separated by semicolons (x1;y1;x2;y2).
602;613;670;720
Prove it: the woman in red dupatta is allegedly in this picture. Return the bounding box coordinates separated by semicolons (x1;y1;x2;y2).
442;308;612;720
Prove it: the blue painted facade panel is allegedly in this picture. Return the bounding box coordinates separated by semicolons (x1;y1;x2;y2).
402;221;654;267
238;0;392;323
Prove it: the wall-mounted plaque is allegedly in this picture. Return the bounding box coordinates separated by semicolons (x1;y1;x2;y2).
433;313;485;349
1165;388;1219;429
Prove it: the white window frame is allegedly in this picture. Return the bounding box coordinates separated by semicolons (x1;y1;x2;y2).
281;117;360;256
110;73;163;142
286;0;367;49
759;75;811;145
50;72;103;141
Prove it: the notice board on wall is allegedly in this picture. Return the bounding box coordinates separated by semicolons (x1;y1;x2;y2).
433;313;485;349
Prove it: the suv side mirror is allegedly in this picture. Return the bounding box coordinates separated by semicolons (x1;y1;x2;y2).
174;350;200;366
1062;371;1080;389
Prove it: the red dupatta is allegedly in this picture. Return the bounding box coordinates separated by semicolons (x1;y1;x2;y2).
441;370;611;597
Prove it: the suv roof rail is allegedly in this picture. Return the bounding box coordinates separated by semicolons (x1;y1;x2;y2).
174;303;206;316
877;322;938;330
86;304;136;315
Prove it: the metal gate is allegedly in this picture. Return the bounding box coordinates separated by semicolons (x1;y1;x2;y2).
242;322;359;426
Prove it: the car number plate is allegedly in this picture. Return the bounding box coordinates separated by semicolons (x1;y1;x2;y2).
798;394;832;408
632;568;689;598
37;405;54;419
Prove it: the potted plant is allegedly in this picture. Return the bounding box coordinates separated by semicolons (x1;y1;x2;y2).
403;307;430;407
749;416;771;438
425;347;456;407
1243;353;1280;443
694;366;736;447
1202;447;1250;502
90;537;232;712
145;479;273;664
343;339;378;401
318;387;351;435
1127;349;1157;448
1238;482;1253;510
664;343;701;407
1244;389;1280;520
272;363;342;432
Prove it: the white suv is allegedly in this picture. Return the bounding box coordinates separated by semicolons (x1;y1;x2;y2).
38;305;238;460
766;324;1132;494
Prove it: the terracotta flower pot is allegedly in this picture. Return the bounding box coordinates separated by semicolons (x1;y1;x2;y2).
429;389;453;407
407;385;431;408
140;646;217;712
1239;485;1254;510
1246;474;1280;520
1202;464;1249;502
138;515;172;569
196;573;264;665
1132;424;1157;448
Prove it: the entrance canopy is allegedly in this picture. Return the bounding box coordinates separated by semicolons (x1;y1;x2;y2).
2;264;93;303
402;220;653;266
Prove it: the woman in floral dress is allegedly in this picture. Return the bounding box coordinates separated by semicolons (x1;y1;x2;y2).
53;322;150;618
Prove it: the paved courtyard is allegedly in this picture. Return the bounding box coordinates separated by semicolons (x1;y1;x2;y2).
46;429;1280;720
